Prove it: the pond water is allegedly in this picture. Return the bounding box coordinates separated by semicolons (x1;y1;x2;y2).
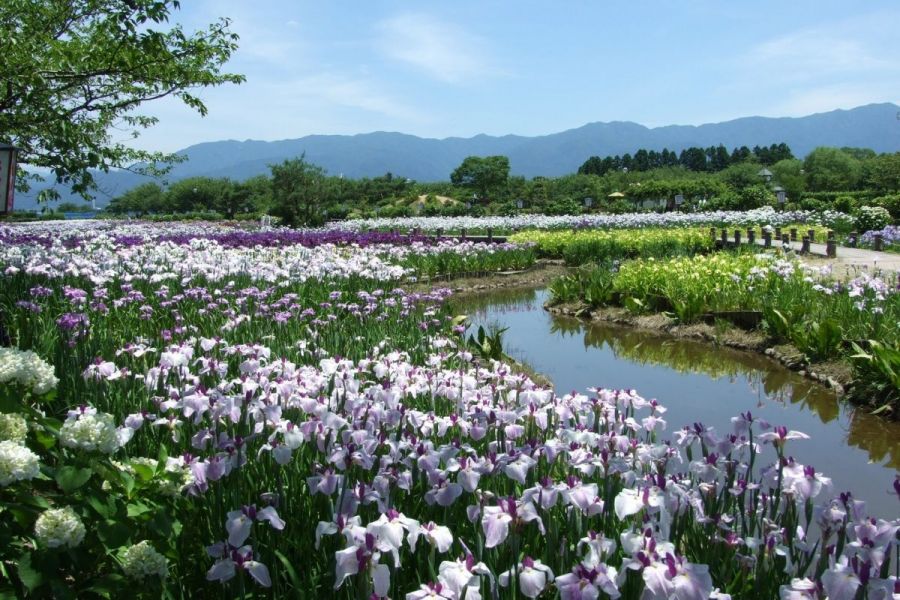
453;286;900;519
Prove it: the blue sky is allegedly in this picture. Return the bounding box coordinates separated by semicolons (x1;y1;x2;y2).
129;0;900;153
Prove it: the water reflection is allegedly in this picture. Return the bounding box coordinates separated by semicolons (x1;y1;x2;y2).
452;286;900;516
554;318;841;425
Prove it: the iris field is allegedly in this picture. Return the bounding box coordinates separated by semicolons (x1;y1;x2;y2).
0;220;897;599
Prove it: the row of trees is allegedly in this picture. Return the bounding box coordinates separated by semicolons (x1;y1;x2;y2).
578;143;794;176
106;157;417;225
102;146;900;224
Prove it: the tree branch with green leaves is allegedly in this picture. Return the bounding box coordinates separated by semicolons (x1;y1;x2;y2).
0;0;244;201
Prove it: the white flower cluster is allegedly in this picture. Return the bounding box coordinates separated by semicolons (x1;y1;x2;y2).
121;541;169;580
331;206;822;232
0;439;40;486
0;347;58;395
60;407;131;454
0;413;28;444
34;507;86;548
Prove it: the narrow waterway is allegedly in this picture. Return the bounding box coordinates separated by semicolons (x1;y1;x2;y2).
453;286;900;519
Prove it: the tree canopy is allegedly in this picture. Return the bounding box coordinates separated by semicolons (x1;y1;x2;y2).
0;0;244;201
578;143;794;176
269;156;330;227
450;156;510;201
803;147;863;192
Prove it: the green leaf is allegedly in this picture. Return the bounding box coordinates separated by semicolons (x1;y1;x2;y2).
156;444;169;471
126;502;152;518
274;549;303;591
87;574;126;597
120;471;135;496
16;493;50;510
16;553;43;592
97;520;131;548
132;463;155;482
0;396;20;413
55;466;92;493
87;496;114;519
33;428;57;450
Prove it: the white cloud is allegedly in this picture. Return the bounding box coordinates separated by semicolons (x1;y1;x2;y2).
750;32;891;75
121;71;432;154
375;13;497;84
713;10;900;119
769;84;899;118
739;11;900;83
283;74;428;122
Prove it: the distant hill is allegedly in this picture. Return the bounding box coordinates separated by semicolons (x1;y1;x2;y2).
16;102;900;210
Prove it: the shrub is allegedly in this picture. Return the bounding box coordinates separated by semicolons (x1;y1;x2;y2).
871;194;900;221
854;205;892;233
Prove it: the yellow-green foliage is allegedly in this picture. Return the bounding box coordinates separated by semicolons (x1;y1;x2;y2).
613;253;769;319
509;228;714;264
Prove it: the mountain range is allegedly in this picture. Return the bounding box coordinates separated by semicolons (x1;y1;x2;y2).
18;102;900;210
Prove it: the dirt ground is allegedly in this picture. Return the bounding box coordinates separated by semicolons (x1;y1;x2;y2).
412;260;569;295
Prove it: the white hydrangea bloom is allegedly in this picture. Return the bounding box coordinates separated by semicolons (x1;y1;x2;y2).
34;507;86;549
0;413;28;445
60;409;129;454
121;541;169;580
0;347;58;395
0;439;40;485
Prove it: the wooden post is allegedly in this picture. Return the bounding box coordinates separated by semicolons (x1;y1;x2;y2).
874;233;884;251
807;229;815;243
390;228;396;235
775;227;782;239
827;230;835;241
710;227;717;244
790;228;798;241
801;236;810;254
487;227;493;243
436;227;443;240
763;232;772;248
748;229;756;244
720;228;728;245
849;231;858;248
461;228;467;241
734;230;741;245
826;239;837;258
781;233;790;247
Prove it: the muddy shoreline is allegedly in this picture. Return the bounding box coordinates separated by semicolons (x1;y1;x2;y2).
545;300;853;395
420;260;898;418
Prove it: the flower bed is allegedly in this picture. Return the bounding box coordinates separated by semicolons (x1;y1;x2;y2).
550;252;900;413
0;222;897;599
331;207;849;234
509;228;714;265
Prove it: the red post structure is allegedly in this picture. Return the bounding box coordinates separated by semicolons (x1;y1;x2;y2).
0;144;20;215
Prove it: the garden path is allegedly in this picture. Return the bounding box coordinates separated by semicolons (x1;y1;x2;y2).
751;238;900;272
